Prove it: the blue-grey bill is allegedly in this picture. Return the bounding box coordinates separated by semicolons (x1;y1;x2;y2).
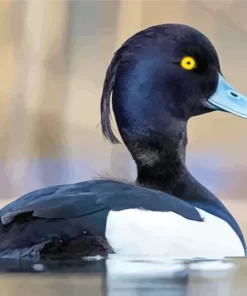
207;74;247;118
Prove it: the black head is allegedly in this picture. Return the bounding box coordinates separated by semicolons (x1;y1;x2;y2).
101;24;221;145
100;23;247;180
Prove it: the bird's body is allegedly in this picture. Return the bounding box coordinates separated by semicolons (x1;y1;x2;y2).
0;179;244;259
0;23;246;258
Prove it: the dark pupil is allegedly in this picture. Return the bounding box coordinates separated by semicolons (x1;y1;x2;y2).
187;61;191;65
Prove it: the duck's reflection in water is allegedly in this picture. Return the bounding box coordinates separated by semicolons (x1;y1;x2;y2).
0;258;237;296
106;257;236;296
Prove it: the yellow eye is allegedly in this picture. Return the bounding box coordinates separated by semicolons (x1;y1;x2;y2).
180;56;196;70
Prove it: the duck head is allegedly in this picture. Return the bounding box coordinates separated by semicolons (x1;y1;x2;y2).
100;24;247;187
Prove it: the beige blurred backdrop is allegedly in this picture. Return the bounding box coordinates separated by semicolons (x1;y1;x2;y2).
0;0;247;235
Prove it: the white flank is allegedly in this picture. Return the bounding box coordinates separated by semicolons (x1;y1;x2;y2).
105;208;245;258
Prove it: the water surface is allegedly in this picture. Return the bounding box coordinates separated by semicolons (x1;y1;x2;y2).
0;257;246;296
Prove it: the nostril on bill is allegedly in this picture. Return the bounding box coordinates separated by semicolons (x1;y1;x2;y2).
230;92;238;98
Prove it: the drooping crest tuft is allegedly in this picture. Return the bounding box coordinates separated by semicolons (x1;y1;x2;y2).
100;27;154;144
100;51;121;144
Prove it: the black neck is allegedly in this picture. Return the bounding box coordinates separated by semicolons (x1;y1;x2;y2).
130;120;188;192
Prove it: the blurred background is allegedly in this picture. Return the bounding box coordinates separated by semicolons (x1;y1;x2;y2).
0;0;247;235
